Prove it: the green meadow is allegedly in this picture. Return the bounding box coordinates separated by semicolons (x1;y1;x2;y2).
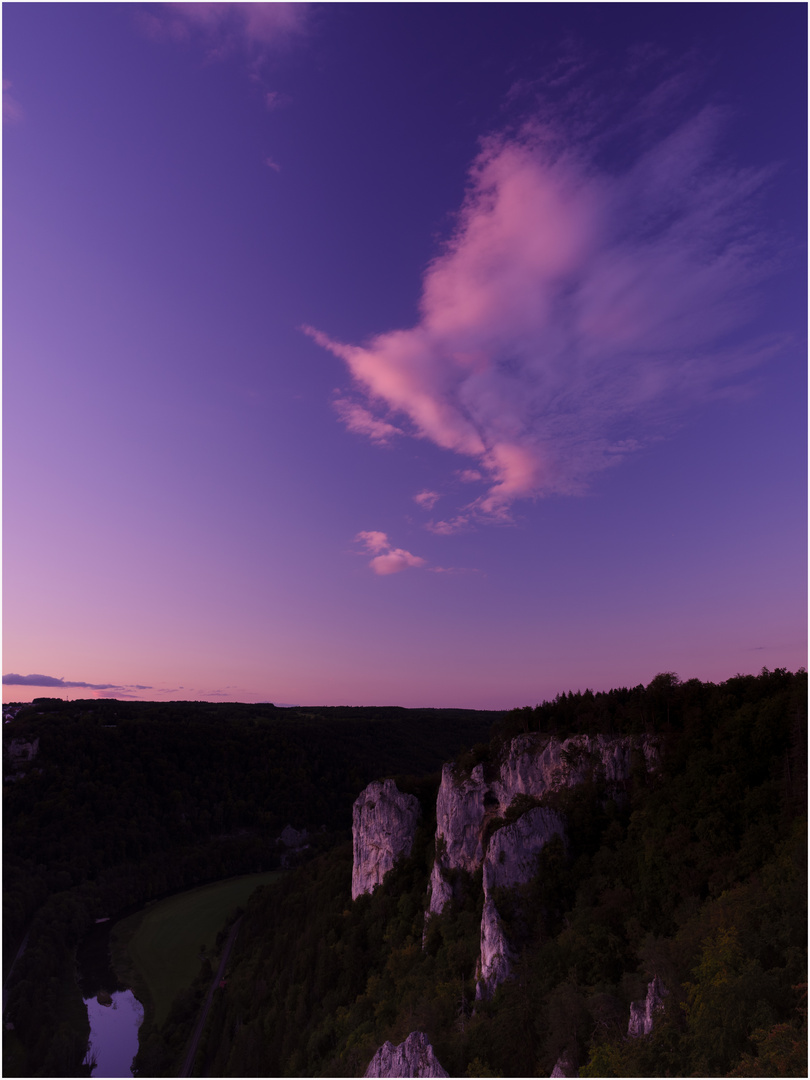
112;871;283;1026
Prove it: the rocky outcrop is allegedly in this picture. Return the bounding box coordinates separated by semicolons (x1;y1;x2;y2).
628;976;667;1036
475;896;513;1001
421;734;658;1000
352;780;421;900
7;737;39;762
364;1031;448;1077
355;736;660;1004
482;807;566;894
427;734;658;919
550;1052;579;1077
475;807;566;1000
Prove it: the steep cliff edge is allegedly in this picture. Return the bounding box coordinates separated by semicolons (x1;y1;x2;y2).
482;806;566;894
427;733;658;918
476;807;566;999
364;1031;449;1077
423;734;658;999
352;779;421;900
628;976;667;1036
475;895;513;1001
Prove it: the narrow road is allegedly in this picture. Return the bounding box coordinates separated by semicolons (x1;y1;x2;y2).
178;916;242;1078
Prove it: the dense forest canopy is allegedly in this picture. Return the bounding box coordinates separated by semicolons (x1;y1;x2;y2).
3;669;806;1077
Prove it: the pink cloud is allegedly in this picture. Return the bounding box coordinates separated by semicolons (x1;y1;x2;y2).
355;531;426;575
369;550;427;576
333;396;402;444
414;490;441;510
426;514;472;536
265;157;281;173
309;80;777;521
356;530;390;555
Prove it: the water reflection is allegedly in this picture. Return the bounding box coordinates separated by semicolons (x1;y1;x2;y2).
83;990;144;1078
78;917;143;1077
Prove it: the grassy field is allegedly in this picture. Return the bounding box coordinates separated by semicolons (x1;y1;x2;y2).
112;871;282;1026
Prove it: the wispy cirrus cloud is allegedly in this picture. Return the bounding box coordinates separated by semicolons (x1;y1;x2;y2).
309;63;780;525
332;394;403;444
140;2;309;59
355;531;426;576
429;565;482;576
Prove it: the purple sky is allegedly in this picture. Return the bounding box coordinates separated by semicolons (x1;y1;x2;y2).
3;3;806;708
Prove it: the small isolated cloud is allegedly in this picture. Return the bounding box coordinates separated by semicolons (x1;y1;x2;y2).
355;532;427;576
3;80;23;124
414;490;441;510
333;395;403;444
265;156;281;173
2;672;152;692
308;58;781;524
458;469;483;483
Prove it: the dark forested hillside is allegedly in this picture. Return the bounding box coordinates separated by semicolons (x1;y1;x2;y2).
198;669;807;1078
2;699;500;1077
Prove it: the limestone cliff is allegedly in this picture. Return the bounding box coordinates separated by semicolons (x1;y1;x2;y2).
482;807;566;895
475;896;513;1001
422;734;657;1000
475;808;566;1000
352;779;421;901
628;976;667;1036
427;734;658;918
550;1052;579;1077
364;1031;449;1077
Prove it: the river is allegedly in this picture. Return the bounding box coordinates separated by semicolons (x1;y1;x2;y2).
78;919;143;1078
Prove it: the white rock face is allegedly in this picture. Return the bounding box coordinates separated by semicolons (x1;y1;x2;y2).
475;896;514;1001
422;734;658;1000
352;780;421;900
628;976;667;1036
482;807;566;895
428;734;658;918
364;1031;449;1078
550;1052;579;1077
475;808;566;1000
